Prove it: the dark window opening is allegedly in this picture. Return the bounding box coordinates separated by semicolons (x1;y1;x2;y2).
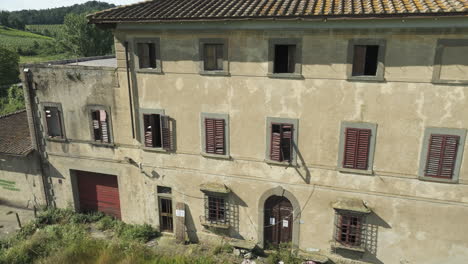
270;123;293;162
274;45;296;73
143;114;162;148
137;43;157;69
352;45;379;76
143;113;171;150
157;186;172;194
44;106;63;138
204;44;224;71
342;128;371;170
205;118;225;155
207;196;226;222
425;134;459;179
91;110;110;143
336;213;363;247
159;197;173;232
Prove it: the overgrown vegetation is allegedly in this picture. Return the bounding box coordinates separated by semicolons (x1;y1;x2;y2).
0;208;223;264
265;243;303;264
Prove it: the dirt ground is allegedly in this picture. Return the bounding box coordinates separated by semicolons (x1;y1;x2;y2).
0;204;36;239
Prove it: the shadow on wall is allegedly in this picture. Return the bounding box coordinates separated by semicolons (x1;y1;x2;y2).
333;211;391;264
184;204;199;243
293;142;311;184
228;191;247;240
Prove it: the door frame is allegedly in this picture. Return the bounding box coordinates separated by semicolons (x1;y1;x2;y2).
158;196;174;232
258;186;301;248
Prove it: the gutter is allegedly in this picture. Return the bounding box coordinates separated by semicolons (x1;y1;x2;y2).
125;42;135;139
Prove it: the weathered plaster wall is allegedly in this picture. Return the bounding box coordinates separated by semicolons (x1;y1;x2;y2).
0;153;45;208
25;26;468;264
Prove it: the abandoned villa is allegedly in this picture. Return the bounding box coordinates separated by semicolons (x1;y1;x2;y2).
0;0;467;263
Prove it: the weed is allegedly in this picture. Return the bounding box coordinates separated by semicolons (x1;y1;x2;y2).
265;243;302;264
212;243;233;255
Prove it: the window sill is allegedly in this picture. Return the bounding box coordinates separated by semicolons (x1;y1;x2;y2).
46;137;67;143
201;152;231;160
265;159;297;167
267;73;304;80
136;68;163;74
338;167;373;175
201;220;230;229
199;71;230;76
418;176;458;184
142;147;170;153
347;75;385;82
331;242;365;253
90;142;115;148
432;79;468;85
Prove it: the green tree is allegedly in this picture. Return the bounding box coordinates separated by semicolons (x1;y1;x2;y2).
0;46;20;86
0;84;25;115
57;13;113;57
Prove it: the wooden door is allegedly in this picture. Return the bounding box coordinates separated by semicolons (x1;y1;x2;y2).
159;197;173;232
264;196;293;247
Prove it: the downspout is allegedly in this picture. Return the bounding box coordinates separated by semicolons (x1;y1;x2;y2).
125;42;135;139
23;69;50;207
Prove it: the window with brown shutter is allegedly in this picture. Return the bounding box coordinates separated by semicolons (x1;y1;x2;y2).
424;134;459;179
343;128;371;170
91;110;110;143
270;123;293;162
205;118;225;155
44;106;63;138
142;113;171;150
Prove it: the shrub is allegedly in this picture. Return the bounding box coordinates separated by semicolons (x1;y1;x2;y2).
212;243;233;255
265;243;302;264
114;222;160;243
96;215;118;231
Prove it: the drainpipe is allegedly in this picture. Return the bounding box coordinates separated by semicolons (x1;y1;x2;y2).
23;69;50;208
125;42;135;139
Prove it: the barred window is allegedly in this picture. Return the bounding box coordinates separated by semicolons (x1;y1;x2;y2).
335;212;365;248
204;194;230;226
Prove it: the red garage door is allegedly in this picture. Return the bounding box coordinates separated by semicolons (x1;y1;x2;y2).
76;171;121;219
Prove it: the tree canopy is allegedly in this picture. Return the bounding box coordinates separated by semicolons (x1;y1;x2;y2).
0;46;20;86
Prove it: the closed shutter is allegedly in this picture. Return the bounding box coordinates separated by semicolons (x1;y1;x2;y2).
425;134;459;179
343;128;371;170
161;115;171;150
270;124;293;162
205;118;225;155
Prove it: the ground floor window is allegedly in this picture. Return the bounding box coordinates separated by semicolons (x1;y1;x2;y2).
203;194;230;226
335;212;365;248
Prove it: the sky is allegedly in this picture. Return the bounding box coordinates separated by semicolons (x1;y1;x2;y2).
0;0;143;11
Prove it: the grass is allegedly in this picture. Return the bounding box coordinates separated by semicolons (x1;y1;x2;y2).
0;26;52;40
20;53;71;64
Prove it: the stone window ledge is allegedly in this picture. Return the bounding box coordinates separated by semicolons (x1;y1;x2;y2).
90;142;115;148
267;73;304;79
338;167;373;175
200;220;230;229
142;147;170;153
199;71;230;76
418;176;458;184
46;137;67;143
201;152;231;160
331;242;365;253
265;159;297;167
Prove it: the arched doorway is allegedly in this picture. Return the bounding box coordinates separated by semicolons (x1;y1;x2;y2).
264;195;293;247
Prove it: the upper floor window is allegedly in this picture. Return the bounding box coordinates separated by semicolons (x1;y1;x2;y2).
338;122;377;175
347;39;386;81
432;39;468;84
88;105;113;145
199;38;229;75
134;38;161;73
201;113;229;158
418;127;466;184
265;117;298;165
140;109;172;151
268;38;302;78
43;103;65;139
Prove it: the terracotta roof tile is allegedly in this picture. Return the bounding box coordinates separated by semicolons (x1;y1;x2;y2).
88;0;468;23
0;110;33;156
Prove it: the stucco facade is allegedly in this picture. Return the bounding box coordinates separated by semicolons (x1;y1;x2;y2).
22;18;468;263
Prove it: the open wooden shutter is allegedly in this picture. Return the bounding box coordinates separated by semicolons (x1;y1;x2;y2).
214;119;225;155
281;124;293;162
352;45;366;76
160;115;171;150
343;128;371;170
99;110;110;143
425;134;459;178
288;45;296;73
270;126;282;162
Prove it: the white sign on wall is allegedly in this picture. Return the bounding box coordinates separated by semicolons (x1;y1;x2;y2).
269;217;275;225
175;209;185;217
282;220;289;228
